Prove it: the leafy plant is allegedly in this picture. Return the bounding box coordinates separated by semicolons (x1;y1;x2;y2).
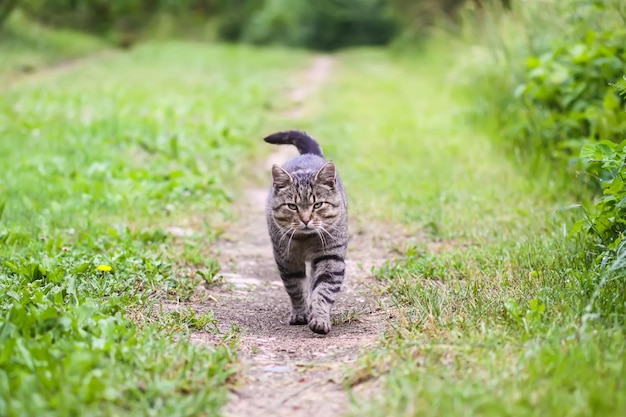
465;0;626;167
562;77;626;323
216;0;398;50
578;139;626;249
197;259;222;286
0;39;301;416
0;0;18;27
166;307;219;332
515;26;626;156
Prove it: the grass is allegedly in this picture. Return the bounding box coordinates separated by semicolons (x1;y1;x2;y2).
0;11;107;79
0;37;307;416
2;11;624;417
298;45;626;416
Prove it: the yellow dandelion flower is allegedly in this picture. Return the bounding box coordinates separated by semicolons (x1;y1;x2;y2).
97;265;112;272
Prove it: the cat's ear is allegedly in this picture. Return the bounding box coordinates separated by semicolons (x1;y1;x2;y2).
271;165;293;190
315;162;336;189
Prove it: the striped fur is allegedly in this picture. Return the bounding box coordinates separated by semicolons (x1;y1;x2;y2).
264;131;348;335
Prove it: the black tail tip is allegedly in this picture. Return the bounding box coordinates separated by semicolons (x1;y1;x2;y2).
263;130;308;144
262;130;323;156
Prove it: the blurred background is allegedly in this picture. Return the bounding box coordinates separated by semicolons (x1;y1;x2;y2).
0;0;624;184
0;0;512;50
1;0;625;230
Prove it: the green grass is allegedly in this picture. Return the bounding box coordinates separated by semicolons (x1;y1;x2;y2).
297;46;626;416
0;39;307;416
2;13;624;417
0;11;107;78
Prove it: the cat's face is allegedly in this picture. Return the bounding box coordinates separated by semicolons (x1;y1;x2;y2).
270;162;343;235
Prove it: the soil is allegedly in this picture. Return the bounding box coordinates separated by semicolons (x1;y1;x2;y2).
186;55;402;417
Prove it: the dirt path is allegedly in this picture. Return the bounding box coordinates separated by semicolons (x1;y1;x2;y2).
190;55;396;417
2;50;119;89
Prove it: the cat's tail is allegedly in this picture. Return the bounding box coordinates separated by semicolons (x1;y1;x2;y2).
263;130;323;156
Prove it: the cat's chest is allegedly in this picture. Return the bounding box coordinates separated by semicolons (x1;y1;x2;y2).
287;236;324;257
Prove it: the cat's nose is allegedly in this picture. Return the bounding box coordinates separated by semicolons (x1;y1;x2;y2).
302;219;310;225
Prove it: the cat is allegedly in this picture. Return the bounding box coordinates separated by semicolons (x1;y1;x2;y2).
264;130;348;335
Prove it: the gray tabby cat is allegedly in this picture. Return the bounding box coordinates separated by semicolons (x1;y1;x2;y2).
264;130;348;335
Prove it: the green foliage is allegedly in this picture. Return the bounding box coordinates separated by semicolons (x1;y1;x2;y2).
15;0;215;46
5;0;401;50
0;41;303;416
0;11;105;75
314;46;626;417
354;329;626;417
0;248;234;417
20;0;214;32
578;140;626;248
369;236;625;416
213;0;264;42
390;0;511;37
466;0;626;164
0;0;18;27
514;23;626;157
461;1;626;320
197;259;222;286
3;0;515;50
215;0;398;50
574;136;626;321
165;307;219;332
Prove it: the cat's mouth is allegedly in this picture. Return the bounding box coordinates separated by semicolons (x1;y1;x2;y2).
296;223;318;234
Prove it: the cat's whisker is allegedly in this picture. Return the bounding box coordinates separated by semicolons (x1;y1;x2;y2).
315;228;327;250
278;226;295;245
318;224;338;244
286;228;297;257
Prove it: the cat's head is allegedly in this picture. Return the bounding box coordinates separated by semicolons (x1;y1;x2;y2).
269;162;342;234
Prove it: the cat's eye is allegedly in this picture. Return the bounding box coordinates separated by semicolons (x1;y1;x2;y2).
313;202;323;209
287;204;298;210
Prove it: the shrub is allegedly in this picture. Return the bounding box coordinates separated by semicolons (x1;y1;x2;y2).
560;78;626;322
390;0;511;38
578;139;626;250
466;0;626;166
575;78;626;255
460;1;626;320
215;0;398;50
16;0;215;45
0;0;19;27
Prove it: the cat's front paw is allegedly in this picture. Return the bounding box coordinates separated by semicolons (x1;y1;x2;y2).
308;315;331;334
289;311;309;325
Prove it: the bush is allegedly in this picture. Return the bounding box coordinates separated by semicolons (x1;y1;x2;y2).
460;1;626;319
20;0;154;33
390;0;511;37
215;0;398;50
0;0;19;27
466;0;626;165
575;78;626;258
6;0;505;50
578;139;626;250
514;9;626;158
576;131;626;322
16;0;215;45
